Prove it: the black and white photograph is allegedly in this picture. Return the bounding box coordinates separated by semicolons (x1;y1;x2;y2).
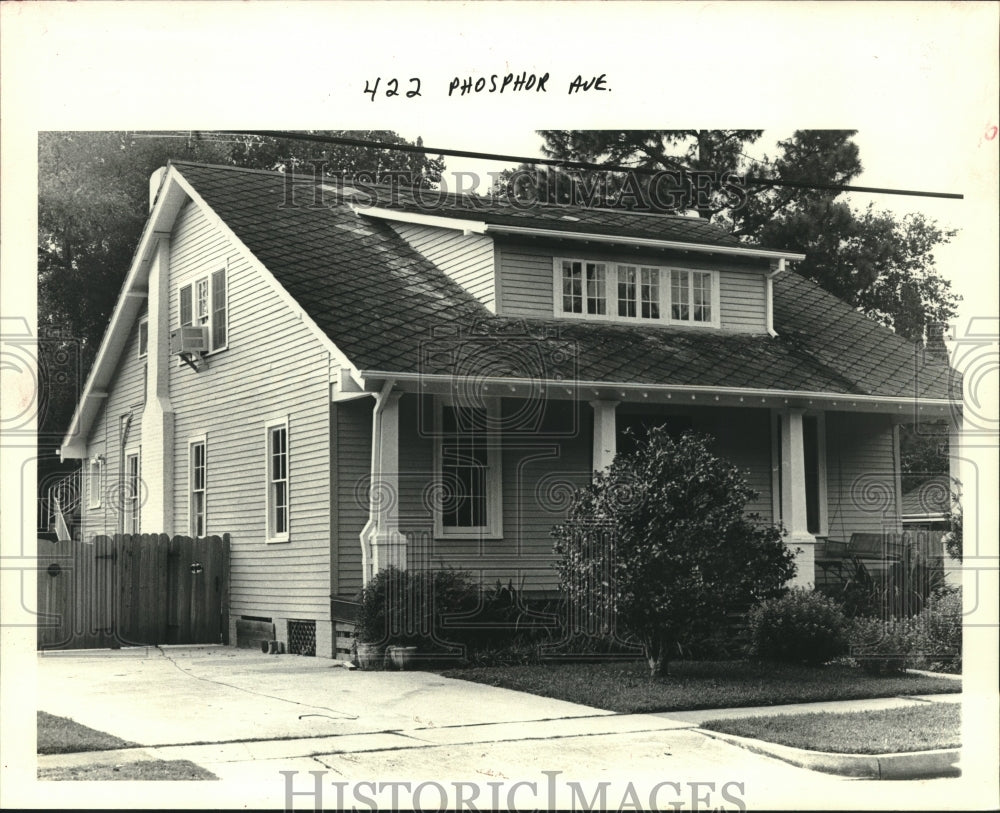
1;2;998;810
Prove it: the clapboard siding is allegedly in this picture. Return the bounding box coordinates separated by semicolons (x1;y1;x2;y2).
334;398;372;597
694;407;773;520
165;201;333;620
390;223;496;311
825;412;901;539
81;308;147;540
497;244;769;332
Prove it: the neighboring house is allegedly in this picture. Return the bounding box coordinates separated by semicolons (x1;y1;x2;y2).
56;162;964;657
901;475;953;532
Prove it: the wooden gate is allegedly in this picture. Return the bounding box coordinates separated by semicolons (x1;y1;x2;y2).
37;533;230;650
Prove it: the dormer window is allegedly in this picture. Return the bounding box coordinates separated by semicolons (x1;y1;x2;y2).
553;259;719;327
560;260;607;315
670;269;714;324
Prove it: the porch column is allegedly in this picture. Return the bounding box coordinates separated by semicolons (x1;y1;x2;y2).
140;237;174;535
779;408;816;586
589;400;619;471
945;409;964;587
360;389;406;584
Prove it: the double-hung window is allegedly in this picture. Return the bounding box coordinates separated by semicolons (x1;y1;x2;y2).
189;439;206;537
555;259;718;327
124;452;140;534
266;419;289;542
435;399;501;538
178;267;228;353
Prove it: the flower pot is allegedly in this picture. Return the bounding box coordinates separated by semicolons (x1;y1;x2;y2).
355;642;383;670
387;645;418;671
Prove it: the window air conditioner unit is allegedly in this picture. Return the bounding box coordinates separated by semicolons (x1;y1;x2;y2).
170;325;208;355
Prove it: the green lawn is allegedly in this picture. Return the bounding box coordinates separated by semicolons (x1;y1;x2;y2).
440;660;961;713
703;703;960;754
38;759;218;781
37;711;137;755
37;711;217;781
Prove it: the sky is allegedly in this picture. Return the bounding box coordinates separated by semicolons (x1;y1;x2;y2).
401;127;978;330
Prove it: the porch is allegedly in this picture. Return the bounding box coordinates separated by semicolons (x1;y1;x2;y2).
332;379;955;603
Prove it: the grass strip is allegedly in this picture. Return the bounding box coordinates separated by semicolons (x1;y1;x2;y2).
37;711;137;755
440;660;960;713
702;702;959;754
38;759;218;781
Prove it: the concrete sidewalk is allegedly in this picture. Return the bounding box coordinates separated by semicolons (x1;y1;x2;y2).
34;646;968;809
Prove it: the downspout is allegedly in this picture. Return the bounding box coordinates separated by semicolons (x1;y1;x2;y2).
765;258;785;338
359;378;396;583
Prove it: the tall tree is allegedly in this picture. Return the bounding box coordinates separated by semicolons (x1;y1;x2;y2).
37;130;445;449
526;130;960;341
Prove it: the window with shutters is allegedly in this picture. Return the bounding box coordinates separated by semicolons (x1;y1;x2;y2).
178;267;228;354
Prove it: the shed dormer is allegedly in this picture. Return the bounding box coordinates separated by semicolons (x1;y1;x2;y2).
353;200;803;336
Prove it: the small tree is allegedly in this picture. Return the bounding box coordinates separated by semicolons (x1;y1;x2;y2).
552;429;797;677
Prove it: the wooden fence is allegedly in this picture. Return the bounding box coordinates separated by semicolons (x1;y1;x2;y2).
37;533;230;650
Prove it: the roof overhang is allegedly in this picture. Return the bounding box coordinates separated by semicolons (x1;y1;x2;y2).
356;371;958;415
59;168;189;459
354;205;806;263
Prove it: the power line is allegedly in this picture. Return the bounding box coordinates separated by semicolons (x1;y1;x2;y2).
221;130;963;201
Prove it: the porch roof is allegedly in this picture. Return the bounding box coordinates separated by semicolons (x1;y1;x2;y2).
173;162;960;406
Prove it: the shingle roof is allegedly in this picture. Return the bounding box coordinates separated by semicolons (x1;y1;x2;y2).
901;476;952;518
173;162;958;401
338;180;744;246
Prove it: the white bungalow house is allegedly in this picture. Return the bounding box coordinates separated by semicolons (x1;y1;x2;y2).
56;161;963;658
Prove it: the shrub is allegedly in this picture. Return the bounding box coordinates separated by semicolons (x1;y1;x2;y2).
355;566;479;651
748;588;849;665
847;586;962;675
911;587;962;673
848;616;915;675
553;429;796;677
356;569;565;660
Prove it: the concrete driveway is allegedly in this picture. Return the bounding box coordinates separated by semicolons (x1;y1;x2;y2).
34;645;966;810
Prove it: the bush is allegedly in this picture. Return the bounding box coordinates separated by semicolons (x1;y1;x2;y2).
355;566;479;651
848;616;915;675
356;570;564;661
748;588;849;665
553;429;796;677
847;586;962;675
911;587;962;673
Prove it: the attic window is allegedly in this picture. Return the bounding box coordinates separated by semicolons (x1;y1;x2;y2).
178;268;228;354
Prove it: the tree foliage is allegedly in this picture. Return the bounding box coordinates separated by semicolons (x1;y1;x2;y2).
551;429;796;677
523;130;960;341
36;130;444;447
